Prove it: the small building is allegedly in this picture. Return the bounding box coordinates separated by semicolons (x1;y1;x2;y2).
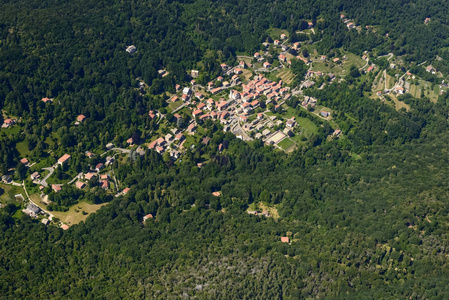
106;143;114;150
2;118;15;128
96;163;104;172
52;184;62;193
280;33;287;40
77;114;86;122
123;187;130;195
143;214;154;222
58;154;71;165
286;118;296;128
42;97;53;103
101;180;109;189
30;172;40;180
263;62;271;68
23;203;40;217
126;45;137;54
321;111;330;117
85;172;97;181
75;181;86;189
212;191;221;196
2;175;12;183
20;158;29;166
41;219;50;225
191;70;199;78
281;237;290;243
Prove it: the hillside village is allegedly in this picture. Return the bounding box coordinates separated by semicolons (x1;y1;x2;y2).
2;13;449;227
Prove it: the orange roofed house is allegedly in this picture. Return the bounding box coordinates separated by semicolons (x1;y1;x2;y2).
281;237;290;243
77;115;86;122
143;214;154;222
58;154;71;165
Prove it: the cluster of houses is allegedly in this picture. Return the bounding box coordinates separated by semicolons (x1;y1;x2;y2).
340;14;356;29
147;128;185;159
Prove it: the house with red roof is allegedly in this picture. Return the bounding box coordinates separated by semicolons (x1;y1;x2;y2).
254;52;260;58
279;54;286;62
148;140;158;149
85;172;97;181
123;187;130;195
77;115;86;122
96;163;104;172
211;87;222;95
42;97;53;103
263;62;271;68
52;184;62;193
192;109;203;117
58;154;71;165
143;214;154;222
2;118;15;128
101;180;109;189
281;237;289;243
76;181;86;189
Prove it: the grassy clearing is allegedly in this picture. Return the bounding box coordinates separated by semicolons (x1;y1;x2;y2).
297;117;319;136
16;140;30;157
168;100;184;112
385;74;395;89
278;138;296;151
389;94;410;111
0;183;26;204
266;28;289;40
51;201;109;225
242;69;253;81
1;125;21;136
247;201;280;218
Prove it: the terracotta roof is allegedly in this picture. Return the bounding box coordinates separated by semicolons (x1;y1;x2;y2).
281;237;289;243
58;154;71;164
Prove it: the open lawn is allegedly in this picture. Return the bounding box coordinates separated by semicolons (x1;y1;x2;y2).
282;108;319;136
278;138;296;151
16;140;30;157
0;183;26;205
242;69;253;80
266;28;289;40
168;100;185;112
51;201;109;225
389;94;410;111
1;125;21;136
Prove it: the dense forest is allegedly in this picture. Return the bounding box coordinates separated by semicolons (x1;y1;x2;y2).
3;130;449;298
3;0;449;298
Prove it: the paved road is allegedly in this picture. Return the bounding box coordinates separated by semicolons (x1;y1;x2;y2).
38;166;55;187
231;121;252;141
68;172;83;185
